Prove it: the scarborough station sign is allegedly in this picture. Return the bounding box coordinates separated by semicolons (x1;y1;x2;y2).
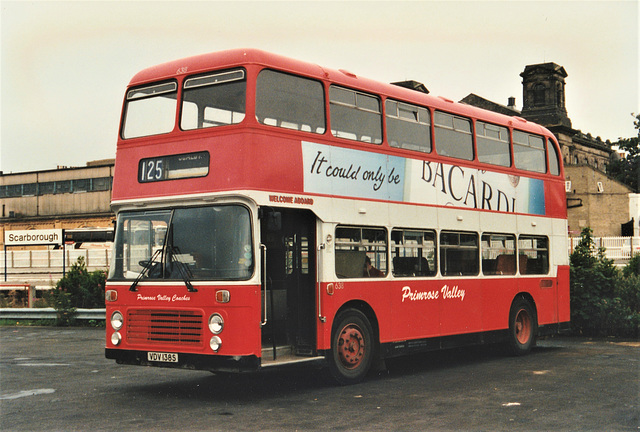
4;229;64;246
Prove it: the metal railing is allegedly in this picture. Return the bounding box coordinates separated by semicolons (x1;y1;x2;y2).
0;308;105;321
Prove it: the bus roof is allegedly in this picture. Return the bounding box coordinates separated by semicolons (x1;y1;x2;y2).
128;48;553;138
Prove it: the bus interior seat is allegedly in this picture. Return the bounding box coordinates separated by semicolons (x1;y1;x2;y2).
393;256;433;276
495;254;516;275
519;254;528;274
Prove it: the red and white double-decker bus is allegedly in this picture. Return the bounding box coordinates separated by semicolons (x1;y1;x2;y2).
105;49;569;384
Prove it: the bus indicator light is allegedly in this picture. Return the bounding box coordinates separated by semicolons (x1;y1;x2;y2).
215;290;230;303
326;283;334;296
105;290;118;302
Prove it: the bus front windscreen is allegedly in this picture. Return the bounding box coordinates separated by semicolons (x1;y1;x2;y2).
109;205;254;281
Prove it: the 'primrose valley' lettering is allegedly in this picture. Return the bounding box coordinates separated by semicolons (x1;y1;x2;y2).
421;161;516;212
402;285;466;302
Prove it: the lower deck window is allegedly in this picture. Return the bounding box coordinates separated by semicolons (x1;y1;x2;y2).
518;235;549;275
440;231;479;276
335;226;387;278
482;233;516;275
391;229;436;277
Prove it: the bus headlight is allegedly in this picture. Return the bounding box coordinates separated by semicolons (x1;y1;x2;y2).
210;336;222;352
111;332;122;346
110;311;124;330
208;313;224;334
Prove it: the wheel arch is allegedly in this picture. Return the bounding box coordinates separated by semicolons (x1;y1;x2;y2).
333;300;380;344
512;292;538;329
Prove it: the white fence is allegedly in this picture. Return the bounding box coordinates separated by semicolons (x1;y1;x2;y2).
2;249;111;270
2;249;111;287
2;237;639;281
568;237;640;262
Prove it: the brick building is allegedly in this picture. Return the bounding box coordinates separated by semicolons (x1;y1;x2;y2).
2;63;633;242
0;160;115;247
462;62;633;237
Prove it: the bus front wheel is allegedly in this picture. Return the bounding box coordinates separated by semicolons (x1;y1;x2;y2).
507;297;537;356
327;309;375;385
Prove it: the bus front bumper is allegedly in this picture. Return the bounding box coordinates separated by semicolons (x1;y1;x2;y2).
105;348;260;373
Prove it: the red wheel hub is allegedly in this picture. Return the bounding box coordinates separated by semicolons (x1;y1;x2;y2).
337;324;365;369
514;308;532;344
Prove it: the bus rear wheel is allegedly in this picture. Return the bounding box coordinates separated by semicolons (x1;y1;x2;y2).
507;297;537;356
327;309;375;385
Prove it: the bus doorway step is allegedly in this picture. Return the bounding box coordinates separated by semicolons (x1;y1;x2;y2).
261;345;324;368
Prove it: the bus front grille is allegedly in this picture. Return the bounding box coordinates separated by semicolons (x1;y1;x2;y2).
127;310;203;345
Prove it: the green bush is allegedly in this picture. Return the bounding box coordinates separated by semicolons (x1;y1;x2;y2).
45;256;106;326
570;227;640;338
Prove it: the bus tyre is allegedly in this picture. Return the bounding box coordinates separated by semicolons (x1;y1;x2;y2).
328;309;375;385
507;297;537;356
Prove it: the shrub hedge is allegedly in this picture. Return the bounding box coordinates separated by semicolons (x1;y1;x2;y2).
570;228;640;338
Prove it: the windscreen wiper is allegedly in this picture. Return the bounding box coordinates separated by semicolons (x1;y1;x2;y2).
169;246;197;293
129;248;163;292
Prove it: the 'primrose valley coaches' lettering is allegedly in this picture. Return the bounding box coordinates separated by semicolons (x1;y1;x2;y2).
136;294;191;302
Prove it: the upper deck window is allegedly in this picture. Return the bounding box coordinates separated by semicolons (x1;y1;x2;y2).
122;81;178;139
513;130;546;173
385;100;431;153
548;139;560;176
330;86;382;144
256;70;325;134
434;111;473;160
181;69;246;130
476;121;511;167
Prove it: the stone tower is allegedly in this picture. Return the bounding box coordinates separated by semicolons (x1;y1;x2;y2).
520;63;572;129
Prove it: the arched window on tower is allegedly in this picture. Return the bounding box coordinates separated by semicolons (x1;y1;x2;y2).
534;83;546;106
556;83;564;108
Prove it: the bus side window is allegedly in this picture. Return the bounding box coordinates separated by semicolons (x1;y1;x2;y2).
330;86;382;144
440;231;479;276
547;138;561;175
476;121;511;167
256;70;326;134
391;229;436;277
518;235;549;275
434;111;473;160
481;233;516;275
385;100;432;153
335;226;387;278
513;130;546;173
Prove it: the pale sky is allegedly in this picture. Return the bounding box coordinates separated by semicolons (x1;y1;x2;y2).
1;0;638;173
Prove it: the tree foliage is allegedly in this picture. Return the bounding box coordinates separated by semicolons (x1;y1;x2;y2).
45;256;106;326
570;227;640;337
608;113;640;191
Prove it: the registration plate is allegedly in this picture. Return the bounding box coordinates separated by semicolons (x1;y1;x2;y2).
147;351;178;363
